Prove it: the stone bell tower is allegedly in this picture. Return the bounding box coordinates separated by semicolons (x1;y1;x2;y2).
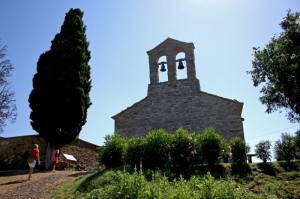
146;38;201;97
112;38;244;140
147;38;197;86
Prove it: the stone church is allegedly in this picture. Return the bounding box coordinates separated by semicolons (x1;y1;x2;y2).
112;38;244;140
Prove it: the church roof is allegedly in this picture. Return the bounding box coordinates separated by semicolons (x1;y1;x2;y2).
147;37;194;56
112;97;148;119
112;91;243;119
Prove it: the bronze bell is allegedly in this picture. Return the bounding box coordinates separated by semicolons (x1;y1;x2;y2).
160;63;166;72
178;60;184;70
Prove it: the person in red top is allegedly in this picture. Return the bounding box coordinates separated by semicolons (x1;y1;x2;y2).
51;148;59;171
28;144;40;180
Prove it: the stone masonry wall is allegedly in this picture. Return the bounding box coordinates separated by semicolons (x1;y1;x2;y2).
114;79;244;141
0;135;47;161
0;135;99;170
112;38;244;141
59;139;99;170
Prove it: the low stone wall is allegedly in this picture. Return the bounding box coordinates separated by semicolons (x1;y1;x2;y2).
58;139;99;170
0;135;47;169
0;135;99;170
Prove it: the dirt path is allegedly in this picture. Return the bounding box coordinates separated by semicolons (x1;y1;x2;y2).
0;170;90;199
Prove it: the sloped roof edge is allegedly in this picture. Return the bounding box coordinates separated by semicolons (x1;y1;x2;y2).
199;90;243;104
112;90;244;120
199;91;244;111
112;96;148;119
147;37;194;55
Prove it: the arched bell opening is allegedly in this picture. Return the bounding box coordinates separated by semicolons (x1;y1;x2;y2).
157;55;168;83
176;52;187;80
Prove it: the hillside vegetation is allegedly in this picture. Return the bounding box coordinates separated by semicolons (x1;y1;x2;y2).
50;128;300;198
50;161;300;199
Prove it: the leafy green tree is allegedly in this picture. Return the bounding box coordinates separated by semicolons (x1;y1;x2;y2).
274;132;296;163
97;134;127;168
28;8;92;148
254;140;272;163
230;137;250;164
0;40;17;134
247;10;300;122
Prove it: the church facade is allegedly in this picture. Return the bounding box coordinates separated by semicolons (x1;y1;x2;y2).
112;38;244;140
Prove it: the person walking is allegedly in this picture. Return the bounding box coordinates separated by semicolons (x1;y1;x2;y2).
28;144;40;180
51;148;60;171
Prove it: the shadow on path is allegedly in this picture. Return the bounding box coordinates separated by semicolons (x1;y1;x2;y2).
0;179;27;186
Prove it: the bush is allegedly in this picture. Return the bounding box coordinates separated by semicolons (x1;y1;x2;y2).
274;133;296;163
255;140;272;163
230;137;250;164
142;129;173;170
123;137;146;169
98;128;246;171
196;128;225;166
170;128;198;169
294;130;300;159
97;133;127;168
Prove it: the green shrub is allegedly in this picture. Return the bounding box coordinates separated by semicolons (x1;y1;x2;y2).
255;140;272;163
171;128;198;169
274;133;297;163
196;128;225;166
230;137;250;164
97;133;127;168
123;137;146;169
295;130;300;159
142;129;173;170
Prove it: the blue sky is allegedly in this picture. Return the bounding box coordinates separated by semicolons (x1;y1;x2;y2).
0;0;299;160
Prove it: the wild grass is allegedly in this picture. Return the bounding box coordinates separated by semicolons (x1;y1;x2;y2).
50;162;300;199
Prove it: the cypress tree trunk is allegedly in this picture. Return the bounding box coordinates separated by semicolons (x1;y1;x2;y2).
45;143;53;170
263;158;267;164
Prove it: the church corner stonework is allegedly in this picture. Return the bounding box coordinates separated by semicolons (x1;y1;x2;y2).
112;38;244;141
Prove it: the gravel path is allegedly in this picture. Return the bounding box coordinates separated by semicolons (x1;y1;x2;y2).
0;170;90;199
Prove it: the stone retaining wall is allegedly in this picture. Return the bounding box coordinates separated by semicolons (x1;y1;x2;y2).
0;135;99;170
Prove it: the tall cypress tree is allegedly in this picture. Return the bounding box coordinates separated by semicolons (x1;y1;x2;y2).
29;8;92;148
